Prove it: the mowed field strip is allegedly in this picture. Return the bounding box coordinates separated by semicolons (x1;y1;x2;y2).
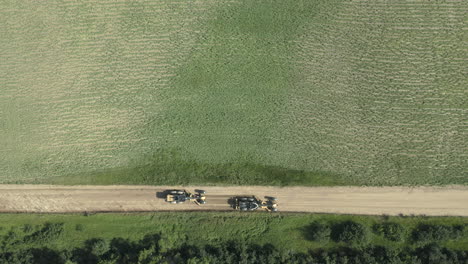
0;185;467;216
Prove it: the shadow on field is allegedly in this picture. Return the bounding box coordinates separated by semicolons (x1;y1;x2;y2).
41;149;346;187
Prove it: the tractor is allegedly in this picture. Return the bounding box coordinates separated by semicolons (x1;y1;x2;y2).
232;196;278;212
165;189;206;205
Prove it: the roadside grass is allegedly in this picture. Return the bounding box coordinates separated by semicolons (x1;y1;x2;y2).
0;213;466;252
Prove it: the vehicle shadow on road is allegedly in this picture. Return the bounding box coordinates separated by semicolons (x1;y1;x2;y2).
155;191;167;199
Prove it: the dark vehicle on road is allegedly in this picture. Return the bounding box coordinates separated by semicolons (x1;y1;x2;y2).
232;196;277;212
165;189;206;205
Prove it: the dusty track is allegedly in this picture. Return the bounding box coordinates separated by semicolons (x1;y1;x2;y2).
0;185;467;216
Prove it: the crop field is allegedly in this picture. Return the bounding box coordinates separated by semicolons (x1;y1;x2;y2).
0;0;466;185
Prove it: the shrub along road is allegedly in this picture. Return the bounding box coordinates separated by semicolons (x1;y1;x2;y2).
0;185;466;216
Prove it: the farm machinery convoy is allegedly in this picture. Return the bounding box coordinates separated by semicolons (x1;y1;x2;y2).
164;189;278;212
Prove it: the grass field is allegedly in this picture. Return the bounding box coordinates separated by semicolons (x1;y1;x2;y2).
0;213;467;252
1;0;466;185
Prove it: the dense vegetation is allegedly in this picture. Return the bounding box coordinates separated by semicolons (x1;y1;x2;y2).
2;230;468;264
0;213;466;263
1;0;466;186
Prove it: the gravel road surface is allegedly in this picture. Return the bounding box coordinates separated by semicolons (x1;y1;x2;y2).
0;185;466;216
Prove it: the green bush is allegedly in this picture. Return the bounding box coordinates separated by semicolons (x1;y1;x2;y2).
22;224;33;234
411;224;464;244
373;222;406;242
4;230;18;243
88;238;110;257
75;224;84;232
306;222;331;242
23;222;64;244
332;221;370;246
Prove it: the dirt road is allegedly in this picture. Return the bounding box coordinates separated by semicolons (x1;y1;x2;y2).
0;185;467;216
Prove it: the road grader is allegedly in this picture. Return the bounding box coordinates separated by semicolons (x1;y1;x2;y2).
165;189;206;205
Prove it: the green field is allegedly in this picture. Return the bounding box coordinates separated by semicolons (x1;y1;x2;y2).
1;213;467;252
1;0;466;185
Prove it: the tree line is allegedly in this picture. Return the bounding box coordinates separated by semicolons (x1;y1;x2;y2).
306;220;465;245
0;220;466;264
